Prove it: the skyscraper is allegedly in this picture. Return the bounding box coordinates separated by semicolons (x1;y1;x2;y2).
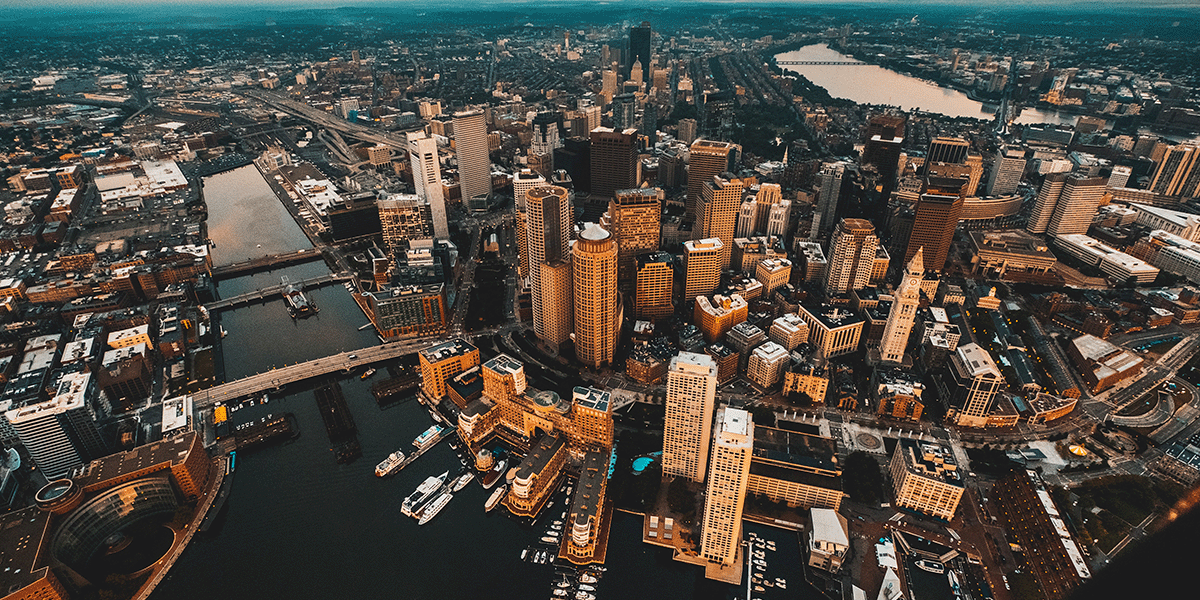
683;238;723;301
589;127;638;200
697;175;745;268
628;21;652;84
878;249;923;365
604;188;662;291
1027;172;1069;234
453;110;492;201
700;407;753;567
635;251;674;320
1046;175;1107;237
812;162;846;239
905;177;966;273
663;352;718;482
824;218;878;295
947;343;1003;428
1149;144;1199;197
986;147;1026;197
407;131;448;239
378;194;434;259
573;224;619;368
526;186;573;348
611;93;638;131
687;140;739;218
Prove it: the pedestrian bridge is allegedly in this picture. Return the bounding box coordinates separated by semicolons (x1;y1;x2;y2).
777;60;868;66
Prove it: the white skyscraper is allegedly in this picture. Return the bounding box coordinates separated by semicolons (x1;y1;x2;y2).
663;352;719;483
879;249;923;365
453;110;492;201
407;131;447;238
700;406;753;567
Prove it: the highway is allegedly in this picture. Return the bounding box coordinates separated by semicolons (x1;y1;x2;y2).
240;88;420;149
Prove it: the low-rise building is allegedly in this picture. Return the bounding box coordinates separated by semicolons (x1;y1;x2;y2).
797;303;865;358
807;508;850;573
747;426;842;510
1065;334;1143;392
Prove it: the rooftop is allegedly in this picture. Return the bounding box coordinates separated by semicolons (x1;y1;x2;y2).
420;339;478;363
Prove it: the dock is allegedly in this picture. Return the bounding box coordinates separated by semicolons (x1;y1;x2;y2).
232;413;298;451
314;382;356;442
372;373;421;402
385;425;457;476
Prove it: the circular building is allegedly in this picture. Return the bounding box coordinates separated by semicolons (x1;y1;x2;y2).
51;477;179;570
35;479;83;515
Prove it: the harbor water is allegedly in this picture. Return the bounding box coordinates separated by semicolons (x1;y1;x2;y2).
161;145;822;600
775;43;1075;126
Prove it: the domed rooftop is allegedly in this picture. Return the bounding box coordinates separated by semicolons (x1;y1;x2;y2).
578;223;611;241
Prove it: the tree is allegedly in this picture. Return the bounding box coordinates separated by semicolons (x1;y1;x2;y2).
843;451;885;505
667;476;695;519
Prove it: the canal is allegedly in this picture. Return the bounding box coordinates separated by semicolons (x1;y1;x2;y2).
776;44;1075;126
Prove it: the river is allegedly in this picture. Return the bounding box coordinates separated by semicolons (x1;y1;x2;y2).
157;165;820;599
776;44;1075;126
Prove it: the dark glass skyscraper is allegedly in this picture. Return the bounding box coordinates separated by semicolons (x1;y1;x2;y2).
628;21;651;83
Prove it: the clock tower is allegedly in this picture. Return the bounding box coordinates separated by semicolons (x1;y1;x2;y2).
879;248;924;365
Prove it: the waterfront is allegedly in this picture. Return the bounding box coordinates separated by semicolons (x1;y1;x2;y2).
214;262;378;381
171;125;822;600
156;378;818;600
776;44;1075;126
202;165;312;266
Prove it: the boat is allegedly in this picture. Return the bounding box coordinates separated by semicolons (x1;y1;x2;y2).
413;425;444;450
480;458;508;489
281;277;318;318
580;574;597;584
485;485;507;512
915;559;946;574
418;491;452;525
375;451;406;477
453;472;475;492
360;368;377;380
542;536;559;543
401;471;449;516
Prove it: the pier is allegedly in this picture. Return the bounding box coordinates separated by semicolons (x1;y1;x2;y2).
204;272;352;312
385;425;457;476
211;248;325;280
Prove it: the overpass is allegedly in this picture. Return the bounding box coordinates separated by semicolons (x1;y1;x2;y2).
204;272;352;312
240;89;420;149
211;248;325;280
776;60;868;66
